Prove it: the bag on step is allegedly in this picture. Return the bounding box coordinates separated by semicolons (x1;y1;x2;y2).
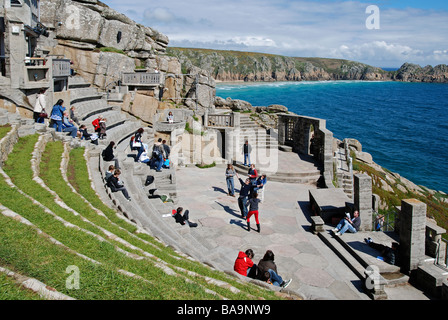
145;175;155;186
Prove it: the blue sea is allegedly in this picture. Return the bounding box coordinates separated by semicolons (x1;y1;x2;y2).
216;81;448;193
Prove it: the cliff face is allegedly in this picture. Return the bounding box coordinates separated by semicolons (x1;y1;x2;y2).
37;0;216;112
392;63;448;83
167;48;390;82
167;48;448;83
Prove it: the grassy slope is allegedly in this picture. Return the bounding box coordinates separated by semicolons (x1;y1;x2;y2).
0;135;284;300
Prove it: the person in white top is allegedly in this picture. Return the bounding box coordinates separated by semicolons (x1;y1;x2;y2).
33;88;47;123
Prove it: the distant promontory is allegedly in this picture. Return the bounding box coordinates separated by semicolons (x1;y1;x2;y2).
167;47;448;83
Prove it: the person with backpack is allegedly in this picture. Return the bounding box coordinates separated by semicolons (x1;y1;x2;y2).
50;99;65;132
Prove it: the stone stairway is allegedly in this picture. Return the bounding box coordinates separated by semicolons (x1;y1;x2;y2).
232;114;321;185
68;76;140;147
317;227;410;299
335;147;353;199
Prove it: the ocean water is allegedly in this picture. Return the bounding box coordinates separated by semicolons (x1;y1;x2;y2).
216;81;448;193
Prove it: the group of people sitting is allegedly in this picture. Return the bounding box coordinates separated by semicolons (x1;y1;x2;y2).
234;249;292;288
104;164;131;202
42;98;106;145
131;128;171;172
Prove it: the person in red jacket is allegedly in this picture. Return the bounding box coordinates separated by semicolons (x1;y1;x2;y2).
233;249;257;278
92;115;103;134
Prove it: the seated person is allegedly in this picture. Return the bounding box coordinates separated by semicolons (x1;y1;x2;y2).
106;169;131;201
61;112;78;138
256;250;292;288
233;249;257;279
333;210;361;236
105;165;115;181
167;111;174;123
365;238;400;266
171;207;197;227
102;141;116;161
79;125;98;145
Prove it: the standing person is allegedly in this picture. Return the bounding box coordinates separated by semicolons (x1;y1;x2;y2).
225;164;236;197
33;88;46;123
248;164;258;186
152;138;165;172
254;174;267;202
162;140;171;159
233;249;257;279
242;140;252;167
235;172;252;219
333;210;361;236
50;99;65;132
106;169;131;201
134;128;145;162
257;250;292;288
246;193;261;232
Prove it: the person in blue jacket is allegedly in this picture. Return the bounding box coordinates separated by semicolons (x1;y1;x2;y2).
61;112;78;138
50;99;65;132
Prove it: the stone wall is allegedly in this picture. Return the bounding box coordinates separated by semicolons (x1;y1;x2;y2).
0;124;19;168
277;114;333;180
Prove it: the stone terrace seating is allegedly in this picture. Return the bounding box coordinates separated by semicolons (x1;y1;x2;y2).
0;116;295;300
93;132;237;271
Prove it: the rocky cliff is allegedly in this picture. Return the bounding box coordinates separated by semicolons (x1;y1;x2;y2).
167;48;390;82
167;47;448;83
392;63;448;83
37;0;216;113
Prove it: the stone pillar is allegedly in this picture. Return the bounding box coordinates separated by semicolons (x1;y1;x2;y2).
354;173;372;231
400;199;427;274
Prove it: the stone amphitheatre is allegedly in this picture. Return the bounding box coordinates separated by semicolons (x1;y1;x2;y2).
0;0;447;302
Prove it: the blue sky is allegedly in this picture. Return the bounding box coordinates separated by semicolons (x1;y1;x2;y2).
102;0;448;68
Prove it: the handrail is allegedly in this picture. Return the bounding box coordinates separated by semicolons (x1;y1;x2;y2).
372;210;395;232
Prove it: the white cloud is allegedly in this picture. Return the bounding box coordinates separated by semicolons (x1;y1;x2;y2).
143;7;175;23
102;0;448;68
230;36;277;48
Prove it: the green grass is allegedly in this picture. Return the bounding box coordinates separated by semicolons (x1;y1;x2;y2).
0;135;283;300
0;272;44;300
97;47;126;55
0;124;11;139
353;157;448;240
1;135;216;299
